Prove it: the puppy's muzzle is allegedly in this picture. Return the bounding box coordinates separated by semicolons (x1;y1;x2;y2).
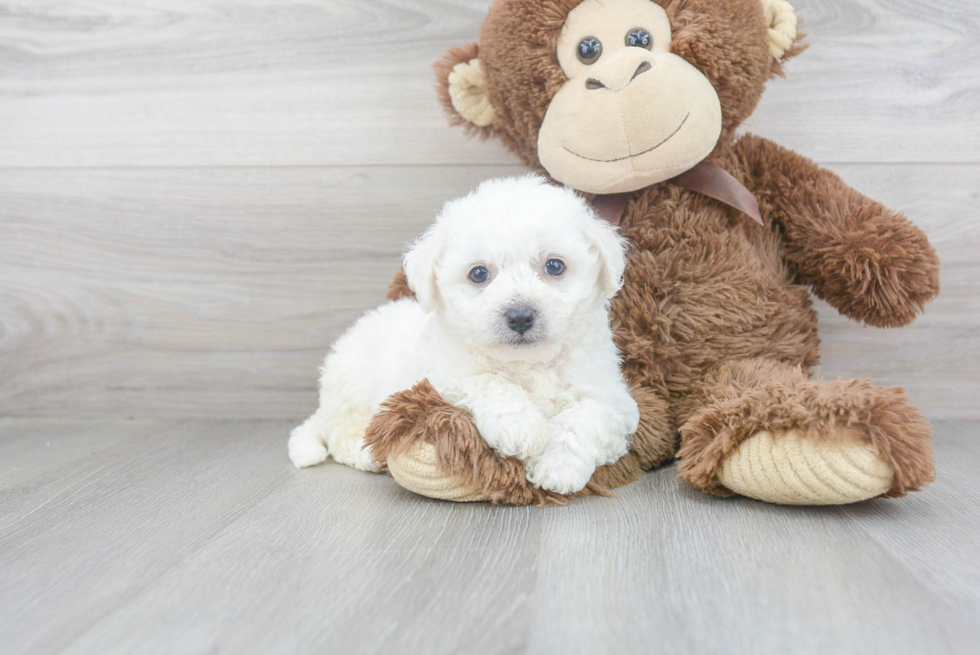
504;306;536;335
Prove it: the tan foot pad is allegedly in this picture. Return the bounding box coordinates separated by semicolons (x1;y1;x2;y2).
386;442;488;502
717;429;894;505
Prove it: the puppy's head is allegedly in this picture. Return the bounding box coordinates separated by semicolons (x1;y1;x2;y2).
404;175;626;362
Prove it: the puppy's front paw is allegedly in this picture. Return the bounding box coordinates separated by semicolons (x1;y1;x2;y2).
621;398;641;436
525;445;595;495
288;422;328;469
481;411;549;460
349;443;384;473
552;401;632;466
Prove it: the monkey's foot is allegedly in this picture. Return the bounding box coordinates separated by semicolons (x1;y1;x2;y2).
677;360;935;505
717;429;893;505
387;442;487;502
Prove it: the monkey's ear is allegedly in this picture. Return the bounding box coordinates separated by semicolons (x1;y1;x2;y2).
763;0;806;69
435;43;495;132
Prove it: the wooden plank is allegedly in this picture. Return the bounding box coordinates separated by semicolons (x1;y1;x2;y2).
0;419;295;654
64;475;543;655
838;420;980;624
525;460;980;654
0;418;543;655
0;0;512;168
0;164;523;418
0;417;176;512
748;0;980;164
0;0;977;167
1;163;976;419
1;419;978;654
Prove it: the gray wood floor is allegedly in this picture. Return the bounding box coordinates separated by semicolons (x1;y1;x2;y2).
1;418;978;655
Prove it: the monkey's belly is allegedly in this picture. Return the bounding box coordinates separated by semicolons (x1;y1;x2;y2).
612;252;820;390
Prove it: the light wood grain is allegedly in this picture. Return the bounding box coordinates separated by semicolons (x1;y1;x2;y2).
0;0;978;167
1;164;975;419
527;455;980;654
839;422;980;624
0;165;523;418
1;418;978;654
0;419;293;654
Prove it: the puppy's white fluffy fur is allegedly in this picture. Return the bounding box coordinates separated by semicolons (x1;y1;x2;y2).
289;175;639;494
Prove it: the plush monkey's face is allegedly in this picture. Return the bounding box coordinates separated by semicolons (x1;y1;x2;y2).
538;0;721;193
437;0;801;194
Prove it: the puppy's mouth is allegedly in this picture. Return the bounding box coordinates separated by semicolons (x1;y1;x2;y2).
499;328;548;348
502;333;543;348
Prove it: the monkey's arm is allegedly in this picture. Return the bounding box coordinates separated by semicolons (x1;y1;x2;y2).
734;134;940;327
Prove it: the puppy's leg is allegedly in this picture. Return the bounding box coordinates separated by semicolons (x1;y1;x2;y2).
595;385;641;464
448;374;549;460
287;348;376;472
288;411;329;469
289;392;384;473
322;401;383;473
525;398;635;494
289;299;425;472
525;441;595;495
608;385;642;439
525;401;603;494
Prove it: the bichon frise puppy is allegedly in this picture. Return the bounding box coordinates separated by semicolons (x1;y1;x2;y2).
288;175;639;494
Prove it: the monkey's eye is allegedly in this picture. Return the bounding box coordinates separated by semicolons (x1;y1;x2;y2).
545;259;565;276
468;266;490;284
577;37;602;64
625;28;653;50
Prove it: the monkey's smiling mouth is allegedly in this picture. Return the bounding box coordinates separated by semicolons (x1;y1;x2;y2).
562;113;690;163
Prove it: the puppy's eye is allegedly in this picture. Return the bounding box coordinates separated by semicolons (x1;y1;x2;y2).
625;28;652;50
577;37;602;64
468;266;490;284
545;259;565;276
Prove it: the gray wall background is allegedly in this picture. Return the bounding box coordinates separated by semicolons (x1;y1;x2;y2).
1;0;977;419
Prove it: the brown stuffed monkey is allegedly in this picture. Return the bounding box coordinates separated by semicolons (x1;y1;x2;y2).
364;0;940;506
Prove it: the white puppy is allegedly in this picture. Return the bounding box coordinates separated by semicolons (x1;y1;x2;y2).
288;175;639;494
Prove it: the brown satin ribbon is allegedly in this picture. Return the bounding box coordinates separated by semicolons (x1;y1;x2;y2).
591;161;763;226
590;192;633;227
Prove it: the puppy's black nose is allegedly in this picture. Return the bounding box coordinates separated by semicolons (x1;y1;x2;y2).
505;307;535;334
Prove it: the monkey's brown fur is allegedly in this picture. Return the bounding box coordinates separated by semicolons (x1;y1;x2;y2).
364;0;939;504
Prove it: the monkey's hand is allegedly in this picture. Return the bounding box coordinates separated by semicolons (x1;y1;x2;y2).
735;134;940;328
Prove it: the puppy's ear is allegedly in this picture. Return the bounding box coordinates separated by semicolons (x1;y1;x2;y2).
584;218;628;299
403;225;444;312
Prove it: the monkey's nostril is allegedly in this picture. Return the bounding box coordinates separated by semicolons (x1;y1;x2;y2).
585;78;606;90
630;61;652;82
